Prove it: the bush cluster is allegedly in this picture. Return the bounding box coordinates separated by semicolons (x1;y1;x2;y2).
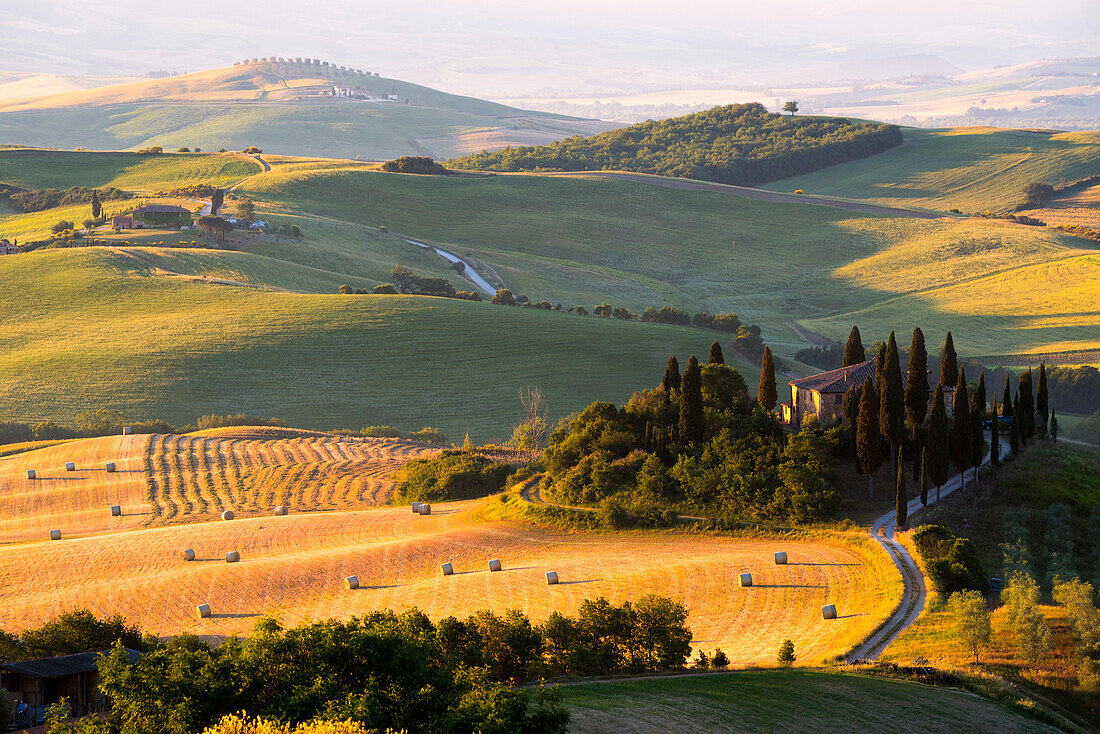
911;525;986;594
395;450;514;502
380;156;449;175
448;103;902;186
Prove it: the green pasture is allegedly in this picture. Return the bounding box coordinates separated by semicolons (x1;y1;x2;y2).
0;149;259;191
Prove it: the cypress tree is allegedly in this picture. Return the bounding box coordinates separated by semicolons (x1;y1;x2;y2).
895;445;907;530
969;391;984;486
990;398;1001;466
1019;369;1035;440
905;327;929;429
661;355;681;394
843;383;862;451
919;447;929;507
758;346;777;411
211;188;225;216
1002;376;1013;423
1036;363;1049;437
91;189;102;219
1011;394;1021;454
708;340;725;365
975;371;986;417
879;332;904;456
843;326;866;367
1051;410;1059;442
940;332;958;388
951;367;971;485
856;375;883;498
875;341;887;382
679;355;704;444
927;386;950;501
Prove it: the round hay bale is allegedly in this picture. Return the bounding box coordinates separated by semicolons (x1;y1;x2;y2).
65;462;76;472
196;603;211;619
221;510;235;521
546;571;559;585
49;529;62;541
488;559;502;572
225;550;240;563
181;548;196;561
105;462;117;473
774;551;788;565
26;469;35;480
418;503;432;515
411;502;422;513
273;505;288;516
345;575;359;590
440;562;454;576
739;572;753;587
122;426;133;435
110;505;122;517
822;603;838;620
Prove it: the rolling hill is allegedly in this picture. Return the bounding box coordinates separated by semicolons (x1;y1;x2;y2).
0;62;614;160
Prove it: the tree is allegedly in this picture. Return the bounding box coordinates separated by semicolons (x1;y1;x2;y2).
842;382;862;450
990;399;1001;466
1019;369;1035;440
91;189;102;219
210;188;225;216
1010;394;1020;455
777;639;796;666
491;288;515;306
905;327;929;431
782;100;799;116
1001;573;1051;665
951;368;971;486
1050;410;1059;442
1022;182;1055;207
875;341;887;381
947;590;992;664
511;387;550;452
843;326;865;367
919;447;928;507
856;375;883;498
895;445;907;530
879;332;904;464
940;332;958;388
758;346;777;411
237;198;256;223
1036;363;1049;436
708;341;724;365
661;356;681;394
969;390;984;486
197;215;232;243
711;648;729;669
679;356;704;444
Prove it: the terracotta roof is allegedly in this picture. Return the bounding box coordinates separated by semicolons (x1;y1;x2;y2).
1;649;142;679
790;358;877;394
133;204;190;214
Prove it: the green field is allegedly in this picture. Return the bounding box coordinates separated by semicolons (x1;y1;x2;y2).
762;127;1100;213
240;164;1099;358
0;149;259;191
0;248;723;441
559;670;1061;733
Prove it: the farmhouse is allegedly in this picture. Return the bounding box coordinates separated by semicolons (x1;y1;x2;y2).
111;214;133;230
0;238;17;255
1;649;143;727
779;358;951;426
131;204;192;228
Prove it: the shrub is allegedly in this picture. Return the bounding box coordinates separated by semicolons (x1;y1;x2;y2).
710;648;729;668
338;284;353;294
396;450;514;502
51;219;75;234
242;146;262;154
406;426;449;445
372;284;398;294
192;414;285;431
380;156;448;175
777;639;796;667
135;146;163;155
491;288;516;306
178;147;191;152
359;425;402;438
912;525;986;594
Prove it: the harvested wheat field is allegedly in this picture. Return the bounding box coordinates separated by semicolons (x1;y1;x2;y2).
0;500;900;666
0;430;437;543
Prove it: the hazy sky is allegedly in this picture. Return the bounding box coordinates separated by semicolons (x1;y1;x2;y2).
2;0;1096;94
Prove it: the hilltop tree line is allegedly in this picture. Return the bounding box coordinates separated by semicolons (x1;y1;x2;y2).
5;599;694;734
448;103;903;187
0;183;129;214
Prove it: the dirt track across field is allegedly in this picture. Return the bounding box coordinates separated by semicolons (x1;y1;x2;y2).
545;172;942;219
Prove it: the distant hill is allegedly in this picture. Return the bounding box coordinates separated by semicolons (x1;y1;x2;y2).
0;61;614;160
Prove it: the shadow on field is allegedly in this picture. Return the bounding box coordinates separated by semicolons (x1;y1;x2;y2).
121;511;153;517
558;579;601;585
352;584;400;591
835;613;864;620
210;613;261;619
752;584;825;589
503;566;538;572
786;562;859;567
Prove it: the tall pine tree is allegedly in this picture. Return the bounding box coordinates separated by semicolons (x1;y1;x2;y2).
990;398;1001;466
927;386;950;501
951;367;971;486
856;375;883;498
679;355;704;444
843;326;866;367
661;355;681;394
758;346;777;411
879;332;905;466
919;447;929;507
708;341;725;365
940;332;958;388
895;445;908;530
1036;362;1049;437
90;189;102;219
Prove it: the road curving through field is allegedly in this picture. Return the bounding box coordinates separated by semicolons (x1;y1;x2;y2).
404;238;497;296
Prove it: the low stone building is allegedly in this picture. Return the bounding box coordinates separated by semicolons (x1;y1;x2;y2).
0;238;17;255
1;649;142;728
131;204;192;228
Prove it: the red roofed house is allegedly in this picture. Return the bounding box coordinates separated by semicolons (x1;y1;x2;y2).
779;358;951;427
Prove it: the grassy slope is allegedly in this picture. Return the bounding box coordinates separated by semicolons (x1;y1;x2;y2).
0;248;721;441
241;165;1099;358
0;149;259;191
762;127;1100;213
559;670;1060;733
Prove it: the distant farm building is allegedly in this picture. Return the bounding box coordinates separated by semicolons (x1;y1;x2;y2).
131;204;192;229
0;239;17;255
779;358;951;427
1;649;143;727
111;214;133;230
